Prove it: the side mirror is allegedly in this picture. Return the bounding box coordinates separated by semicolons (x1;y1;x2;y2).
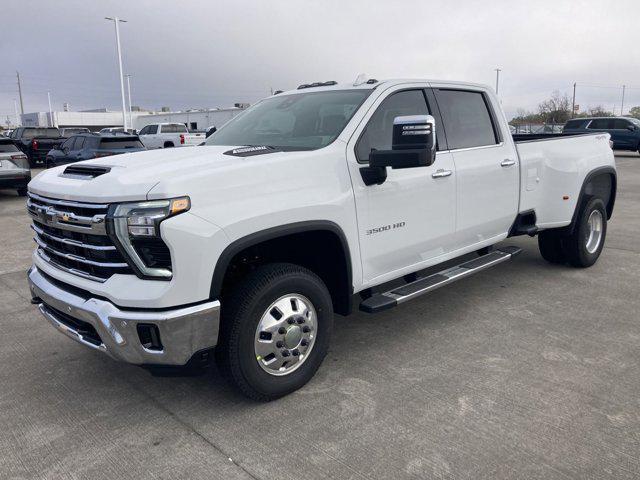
627;125;636;132
360;115;436;186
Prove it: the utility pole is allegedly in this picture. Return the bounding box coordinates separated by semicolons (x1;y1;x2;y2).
13;100;20;127
621;85;626;116
571;82;577;118
47;91;54;127
16;71;24;114
105;17;128;130
494;68;501;95
124;74;133;129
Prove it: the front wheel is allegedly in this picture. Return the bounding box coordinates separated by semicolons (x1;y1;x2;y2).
216;263;333;401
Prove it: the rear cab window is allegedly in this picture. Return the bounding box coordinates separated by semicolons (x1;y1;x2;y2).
20;128;61;139
99;137;144;149
433;89;499;150
0;141;20;153
161;124;188;134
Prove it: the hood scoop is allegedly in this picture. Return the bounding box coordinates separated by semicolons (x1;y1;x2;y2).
61;164;112;180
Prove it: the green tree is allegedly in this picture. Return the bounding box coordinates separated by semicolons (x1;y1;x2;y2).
628;106;640;119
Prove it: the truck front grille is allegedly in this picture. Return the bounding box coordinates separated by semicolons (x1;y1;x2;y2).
27;193;133;282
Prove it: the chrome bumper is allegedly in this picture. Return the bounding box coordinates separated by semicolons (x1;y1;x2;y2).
27;266;221;366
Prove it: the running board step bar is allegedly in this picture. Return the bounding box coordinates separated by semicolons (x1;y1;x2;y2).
359;246;522;313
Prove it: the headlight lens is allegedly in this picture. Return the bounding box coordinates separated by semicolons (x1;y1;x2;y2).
108;197;190;279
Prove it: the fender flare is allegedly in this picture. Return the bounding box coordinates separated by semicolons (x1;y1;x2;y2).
209;220;353;302
567;166;617;234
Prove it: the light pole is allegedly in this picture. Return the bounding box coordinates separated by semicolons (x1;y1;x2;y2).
621;85;626;116
124;74;133;129
105;16;128;130
571;82;577;118
47;91;54;127
494;68;501;95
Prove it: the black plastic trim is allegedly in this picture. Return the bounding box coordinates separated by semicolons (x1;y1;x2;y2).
209;220;354;303
568;166;617;232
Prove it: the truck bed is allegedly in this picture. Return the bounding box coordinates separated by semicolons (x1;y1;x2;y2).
514;132;615;229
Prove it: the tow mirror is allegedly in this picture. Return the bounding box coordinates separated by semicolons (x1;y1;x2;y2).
360;115;437;186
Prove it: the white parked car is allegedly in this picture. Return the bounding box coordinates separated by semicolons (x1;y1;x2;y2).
26;79;616;400
137;123;204;149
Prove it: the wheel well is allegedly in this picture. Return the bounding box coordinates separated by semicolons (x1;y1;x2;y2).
583;171;616;220
212;226;353;316
164;141;174;148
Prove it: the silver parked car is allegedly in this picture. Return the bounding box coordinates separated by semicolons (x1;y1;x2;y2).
0;138;30;196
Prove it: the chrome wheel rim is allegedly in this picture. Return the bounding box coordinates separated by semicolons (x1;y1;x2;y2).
254;294;317;376
585;210;603;254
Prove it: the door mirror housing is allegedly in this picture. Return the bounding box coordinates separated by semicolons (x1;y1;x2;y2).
627;125;636;132
360;115;436;186
369;115;436;169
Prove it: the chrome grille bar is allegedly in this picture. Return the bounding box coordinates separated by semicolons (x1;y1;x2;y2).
34;236;128;268
31;224;117;252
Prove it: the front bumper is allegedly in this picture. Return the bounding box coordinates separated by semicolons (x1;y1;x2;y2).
27;266;221;366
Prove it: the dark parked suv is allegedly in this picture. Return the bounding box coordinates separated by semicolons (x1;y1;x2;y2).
564;117;640;152
45;133;146;168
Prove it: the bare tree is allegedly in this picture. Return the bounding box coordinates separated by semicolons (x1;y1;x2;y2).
537;91;571;124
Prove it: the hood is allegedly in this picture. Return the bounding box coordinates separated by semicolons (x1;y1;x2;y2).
27;146;308;203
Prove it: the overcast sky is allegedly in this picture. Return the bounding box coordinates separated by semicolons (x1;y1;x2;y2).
1;0;638;122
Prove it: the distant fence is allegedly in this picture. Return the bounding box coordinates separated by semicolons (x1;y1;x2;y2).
510;123;564;134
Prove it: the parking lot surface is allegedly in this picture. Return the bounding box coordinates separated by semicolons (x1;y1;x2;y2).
1;155;639;479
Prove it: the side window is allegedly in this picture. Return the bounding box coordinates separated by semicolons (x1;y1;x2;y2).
588;119;611;130
356;90;429;162
145;125;158;134
139;126;149;135
612;119;630;130
434;89;498;150
62;138;74;150
74;137;85;150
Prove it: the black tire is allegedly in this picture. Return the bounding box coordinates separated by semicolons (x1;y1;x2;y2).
216;263;333;401
538;229;567;264
562;197;607;268
16;187;27;197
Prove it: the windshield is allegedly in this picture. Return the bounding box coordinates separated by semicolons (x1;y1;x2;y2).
206;90;371;151
21;128;61;139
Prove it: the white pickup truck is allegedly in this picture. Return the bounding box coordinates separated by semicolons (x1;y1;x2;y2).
26;79;616;401
137;123;205;149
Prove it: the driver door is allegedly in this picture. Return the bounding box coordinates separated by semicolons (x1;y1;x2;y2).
346;87;457;286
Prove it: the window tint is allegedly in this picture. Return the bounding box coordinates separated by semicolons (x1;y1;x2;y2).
0;141;19;153
99;138;144;149
21;128;61;139
161;124;188;133
587;119;613;130
74;137;86;150
612;119;631;129
139;126;149;135
62;138;74;149
564;119;589;130
356;90;429;162
435;90;498;149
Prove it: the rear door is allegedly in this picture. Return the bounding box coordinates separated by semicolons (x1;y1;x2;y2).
432;87;519;251
346;85;457;285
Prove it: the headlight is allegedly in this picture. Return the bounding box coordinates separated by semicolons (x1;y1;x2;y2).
107;197;190;279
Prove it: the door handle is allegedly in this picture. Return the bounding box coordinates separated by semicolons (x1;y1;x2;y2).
501;159;516;167
432;169;452;178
